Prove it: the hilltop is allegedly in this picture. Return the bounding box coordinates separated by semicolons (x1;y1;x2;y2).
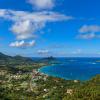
0;52;34;66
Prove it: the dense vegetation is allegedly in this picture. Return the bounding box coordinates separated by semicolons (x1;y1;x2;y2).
0;52;100;100
0;52;34;65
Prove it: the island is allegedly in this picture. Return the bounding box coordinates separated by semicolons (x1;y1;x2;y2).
0;52;100;100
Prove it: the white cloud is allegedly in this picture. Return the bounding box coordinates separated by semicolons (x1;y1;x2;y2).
0;9;73;40
79;25;100;33
72;49;82;54
77;33;100;39
37;49;49;54
28;0;55;10
78;25;100;39
9;40;35;48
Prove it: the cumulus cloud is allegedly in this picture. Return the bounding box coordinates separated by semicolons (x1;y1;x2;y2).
11;20;36;40
78;25;100;39
72;49;82;54
78;33;100;39
37;49;49;54
0;9;73;40
28;0;55;10
79;25;100;33
9;40;35;48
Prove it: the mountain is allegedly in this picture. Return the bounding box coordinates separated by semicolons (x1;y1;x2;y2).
0;52;12;60
0;52;34;65
36;56;60;64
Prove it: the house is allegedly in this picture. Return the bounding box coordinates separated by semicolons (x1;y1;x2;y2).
74;80;79;83
66;89;73;95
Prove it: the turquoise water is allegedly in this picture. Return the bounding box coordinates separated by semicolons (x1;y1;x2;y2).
39;58;100;81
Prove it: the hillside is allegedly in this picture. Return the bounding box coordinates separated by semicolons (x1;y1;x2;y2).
0;52;34;66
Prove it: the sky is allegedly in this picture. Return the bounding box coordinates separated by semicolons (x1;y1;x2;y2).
0;0;100;57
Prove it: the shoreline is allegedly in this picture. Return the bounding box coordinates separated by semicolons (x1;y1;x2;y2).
38;66;82;81
38;64;100;81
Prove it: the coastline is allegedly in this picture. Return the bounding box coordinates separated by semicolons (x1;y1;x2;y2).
38;64;100;81
38;65;81;81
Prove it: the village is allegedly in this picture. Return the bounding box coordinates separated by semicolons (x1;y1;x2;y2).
0;65;81;99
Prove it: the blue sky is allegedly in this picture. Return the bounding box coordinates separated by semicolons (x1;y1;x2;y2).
0;0;100;57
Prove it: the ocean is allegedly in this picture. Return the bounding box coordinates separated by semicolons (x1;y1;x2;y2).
39;57;100;81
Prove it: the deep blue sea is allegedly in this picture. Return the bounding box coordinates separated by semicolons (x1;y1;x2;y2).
39;58;100;81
